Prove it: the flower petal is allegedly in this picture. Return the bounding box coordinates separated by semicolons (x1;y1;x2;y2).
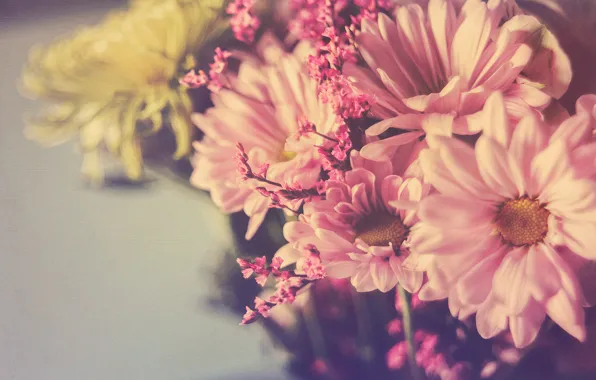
476;296;509;339
492;247;531;315
526;243;560;301
510;300;545;348
418;194;494;229
371;259;399;292
481;92;510;147
475;135;519;198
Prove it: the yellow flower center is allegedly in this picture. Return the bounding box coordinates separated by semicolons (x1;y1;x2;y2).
495;197;550;246
279;150;297;161
355;213;408;249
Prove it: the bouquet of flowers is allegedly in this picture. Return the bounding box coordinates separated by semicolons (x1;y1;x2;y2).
21;0;596;379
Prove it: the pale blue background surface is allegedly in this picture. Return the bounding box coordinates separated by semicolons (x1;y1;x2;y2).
0;5;289;380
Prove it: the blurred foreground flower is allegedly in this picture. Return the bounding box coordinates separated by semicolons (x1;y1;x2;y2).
21;0;227;183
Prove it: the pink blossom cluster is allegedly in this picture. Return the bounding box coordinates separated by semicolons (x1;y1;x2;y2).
189;0;596;372
290;0;382;122
387;326;470;379
235;143;321;212
180;47;231;92
237;255;315;324
226;0;261;43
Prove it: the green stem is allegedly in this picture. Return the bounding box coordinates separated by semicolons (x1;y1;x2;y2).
398;284;420;379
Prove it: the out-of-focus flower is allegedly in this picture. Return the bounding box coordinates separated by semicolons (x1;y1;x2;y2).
517;0;596;109
191;35;340;239
410;92;596;348
21;0;226;183
345;0;571;162
281;151;428;293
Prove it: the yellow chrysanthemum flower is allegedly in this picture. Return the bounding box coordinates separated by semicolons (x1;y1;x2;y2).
21;0;227;182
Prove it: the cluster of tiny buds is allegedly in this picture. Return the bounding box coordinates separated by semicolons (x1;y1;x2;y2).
237;256;312;325
180;47;231;92
317;123;353;180
300;244;326;280
387;326;470;379
226;0;261;43
235;142;321;212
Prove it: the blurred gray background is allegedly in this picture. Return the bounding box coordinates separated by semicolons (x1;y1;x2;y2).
0;2;288;379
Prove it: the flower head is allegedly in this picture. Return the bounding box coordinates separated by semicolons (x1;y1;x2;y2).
411;92;596;348
191;35;340;239
21;0;226;182
346;0;571;161
282;151;428;293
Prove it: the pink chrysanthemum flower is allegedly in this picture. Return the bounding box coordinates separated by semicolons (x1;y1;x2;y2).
191;35;340;239
410;92;596;348
345;0;571;159
280;151;429;293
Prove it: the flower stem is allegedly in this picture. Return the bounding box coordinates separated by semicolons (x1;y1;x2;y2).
398;284;420;379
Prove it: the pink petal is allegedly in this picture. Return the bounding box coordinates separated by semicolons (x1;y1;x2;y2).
455;247;505;305
418;257;451;300
343;63;401;118
371;259;399;292
376;13;423;96
504;15;572;99
481;44;533;91
451;0;492;84
545;290;586;342
476;296;509;339
508;114;547;194
505;82;551;108
510;300;546;348
394;266;423;294
448;290;479;320
351;267;377;292
481;92;510;147
492;247;531;315
526;243;560;301
397;177;425;225
571;142;596;178
395;4;444;94
530;140;570;197
561;221;596;260
418;194;494;229
309;213;352;239
409;221;493;256
546;178;596;222
428;76;462;113
245;208;268;240
351;183;374;215
419;149;472;197
324;261;359;278
475;135;519;198
435;136;501;201
283;221;315;242
360;131;423;161
315;229;355;254
428;0;456;78
421;114;455;143
544;246;583;304
381;175;404;213
576;94;596;117
549;113;592;151
403;93;440;112
211;185;252;213
365;114;423;136
274;244;303;267
346;167;376;191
